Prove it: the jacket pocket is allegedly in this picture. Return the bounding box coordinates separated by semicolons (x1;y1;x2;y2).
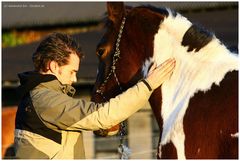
14;137;49;159
14;130;62;159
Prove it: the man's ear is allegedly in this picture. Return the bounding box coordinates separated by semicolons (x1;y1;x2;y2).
49;60;59;74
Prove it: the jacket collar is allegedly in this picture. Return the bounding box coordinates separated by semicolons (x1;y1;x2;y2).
18;71;76;97
40;80;76;97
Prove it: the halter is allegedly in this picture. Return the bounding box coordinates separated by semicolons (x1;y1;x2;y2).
95;16;131;159
96;17;126;101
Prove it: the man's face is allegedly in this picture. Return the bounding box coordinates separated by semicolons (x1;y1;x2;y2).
56;53;80;85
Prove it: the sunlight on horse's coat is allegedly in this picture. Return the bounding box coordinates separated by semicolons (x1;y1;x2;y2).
142;9;239;159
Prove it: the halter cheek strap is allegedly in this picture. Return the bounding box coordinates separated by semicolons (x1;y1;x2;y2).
96;17;126;101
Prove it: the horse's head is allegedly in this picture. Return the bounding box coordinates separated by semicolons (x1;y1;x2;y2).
91;2;168;136
91;2;225;137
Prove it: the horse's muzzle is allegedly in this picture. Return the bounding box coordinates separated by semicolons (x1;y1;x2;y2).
93;124;120;137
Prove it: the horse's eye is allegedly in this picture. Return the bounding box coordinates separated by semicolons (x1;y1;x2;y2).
96;48;105;57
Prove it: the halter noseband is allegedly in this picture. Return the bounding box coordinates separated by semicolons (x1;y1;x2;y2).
96;17;126;101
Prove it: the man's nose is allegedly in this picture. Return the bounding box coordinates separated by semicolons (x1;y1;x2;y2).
72;75;77;83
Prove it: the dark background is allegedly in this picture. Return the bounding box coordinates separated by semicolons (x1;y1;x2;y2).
2;2;238;106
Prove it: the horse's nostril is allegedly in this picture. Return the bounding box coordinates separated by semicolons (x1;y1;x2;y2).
97;48;105;57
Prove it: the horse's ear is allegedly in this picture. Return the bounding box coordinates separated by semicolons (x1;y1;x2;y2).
107;2;125;22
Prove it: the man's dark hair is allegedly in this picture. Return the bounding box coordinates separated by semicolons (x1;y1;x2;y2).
32;32;83;72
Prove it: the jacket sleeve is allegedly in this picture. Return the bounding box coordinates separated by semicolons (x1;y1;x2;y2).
31;81;152;131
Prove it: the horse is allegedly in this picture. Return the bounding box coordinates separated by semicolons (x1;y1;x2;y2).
91;2;238;159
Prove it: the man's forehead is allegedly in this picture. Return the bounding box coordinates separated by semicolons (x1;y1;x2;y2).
69;53;80;61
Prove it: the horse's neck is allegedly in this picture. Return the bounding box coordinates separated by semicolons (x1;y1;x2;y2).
153;9;238;98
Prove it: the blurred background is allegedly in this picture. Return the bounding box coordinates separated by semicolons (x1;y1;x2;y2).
2;1;238;159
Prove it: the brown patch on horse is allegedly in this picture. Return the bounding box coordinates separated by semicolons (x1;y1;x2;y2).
2;107;17;158
160;141;177;159
184;71;238;158
149;87;163;129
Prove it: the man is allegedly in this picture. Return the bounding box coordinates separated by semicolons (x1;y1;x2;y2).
14;32;175;159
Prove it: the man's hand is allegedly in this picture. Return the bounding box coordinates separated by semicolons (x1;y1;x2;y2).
146;58;176;90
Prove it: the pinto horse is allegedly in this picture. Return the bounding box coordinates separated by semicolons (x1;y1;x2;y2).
91;2;238;159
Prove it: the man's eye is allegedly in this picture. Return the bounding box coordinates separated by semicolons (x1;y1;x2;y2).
71;71;77;75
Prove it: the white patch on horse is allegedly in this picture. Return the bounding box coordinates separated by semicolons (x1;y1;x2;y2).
143;9;239;159
231;133;238;138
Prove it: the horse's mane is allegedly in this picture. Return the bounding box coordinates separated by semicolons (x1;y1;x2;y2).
130;5;214;53
182;24;214;52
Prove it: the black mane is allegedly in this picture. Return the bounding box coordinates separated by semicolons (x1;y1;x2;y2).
182;24;213;52
137;5;213;53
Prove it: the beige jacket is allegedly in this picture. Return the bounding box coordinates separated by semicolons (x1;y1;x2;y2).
14;79;152;159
